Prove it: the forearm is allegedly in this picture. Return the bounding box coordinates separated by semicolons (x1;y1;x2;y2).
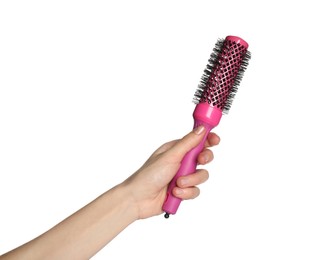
1;184;138;260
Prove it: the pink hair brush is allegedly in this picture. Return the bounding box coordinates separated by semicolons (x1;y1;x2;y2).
163;35;251;218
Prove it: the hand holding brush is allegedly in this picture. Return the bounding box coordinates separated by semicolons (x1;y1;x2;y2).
0;35;251;260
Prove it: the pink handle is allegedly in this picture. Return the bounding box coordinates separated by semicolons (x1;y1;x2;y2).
162;103;222;218
162;121;212;217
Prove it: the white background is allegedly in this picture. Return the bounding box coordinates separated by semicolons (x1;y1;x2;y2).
1;1;326;259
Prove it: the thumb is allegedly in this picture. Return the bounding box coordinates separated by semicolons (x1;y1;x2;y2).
167;125;206;160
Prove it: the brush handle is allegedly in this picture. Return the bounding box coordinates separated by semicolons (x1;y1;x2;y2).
162;121;212;216
163;103;222;217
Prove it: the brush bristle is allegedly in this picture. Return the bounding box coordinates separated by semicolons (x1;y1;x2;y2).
193;37;251;114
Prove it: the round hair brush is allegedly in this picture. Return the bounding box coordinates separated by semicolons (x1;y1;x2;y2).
163;35;251;218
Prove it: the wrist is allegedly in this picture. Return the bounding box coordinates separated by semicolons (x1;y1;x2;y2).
110;183;139;222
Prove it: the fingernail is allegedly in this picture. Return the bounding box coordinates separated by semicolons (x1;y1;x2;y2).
180;178;188;187
194;125;205;135
175;188;184;195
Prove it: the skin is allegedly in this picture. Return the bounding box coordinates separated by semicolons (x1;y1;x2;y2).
0;125;220;259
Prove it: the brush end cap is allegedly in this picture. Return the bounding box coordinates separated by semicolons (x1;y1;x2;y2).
226;35;249;49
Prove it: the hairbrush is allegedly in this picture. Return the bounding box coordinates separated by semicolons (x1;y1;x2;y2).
163;35;251;218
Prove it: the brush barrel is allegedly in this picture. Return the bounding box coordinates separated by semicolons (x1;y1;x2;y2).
162;103;222;216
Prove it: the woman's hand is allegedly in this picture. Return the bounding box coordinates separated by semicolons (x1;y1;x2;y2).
121;126;220;219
